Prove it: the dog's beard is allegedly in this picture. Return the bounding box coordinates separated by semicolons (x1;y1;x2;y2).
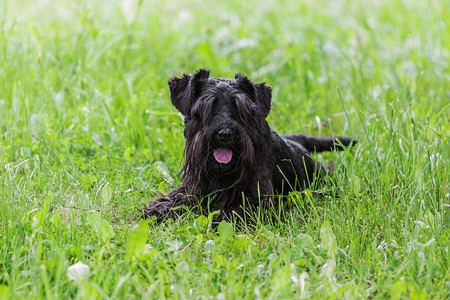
182;127;255;193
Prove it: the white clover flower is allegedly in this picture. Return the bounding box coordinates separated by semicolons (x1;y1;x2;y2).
67;261;90;283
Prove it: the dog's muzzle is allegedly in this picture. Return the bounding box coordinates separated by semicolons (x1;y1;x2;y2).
213;128;236;164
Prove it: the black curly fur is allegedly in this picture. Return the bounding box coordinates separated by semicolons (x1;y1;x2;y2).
144;70;357;221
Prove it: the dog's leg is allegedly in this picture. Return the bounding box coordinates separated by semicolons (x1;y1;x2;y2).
144;187;190;221
282;134;357;153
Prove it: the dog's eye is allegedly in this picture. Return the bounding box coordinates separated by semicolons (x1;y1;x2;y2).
229;97;242;115
191;110;202;120
190;101;203;119
233;95;255;112
231;95;239;107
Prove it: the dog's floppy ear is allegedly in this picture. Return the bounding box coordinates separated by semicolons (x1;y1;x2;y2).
235;73;272;118
168;69;210;115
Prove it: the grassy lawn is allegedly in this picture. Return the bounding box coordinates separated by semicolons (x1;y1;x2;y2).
0;0;448;298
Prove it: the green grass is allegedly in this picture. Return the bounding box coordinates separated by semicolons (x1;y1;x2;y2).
0;0;449;298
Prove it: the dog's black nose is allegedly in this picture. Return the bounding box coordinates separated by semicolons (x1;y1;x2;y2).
217;128;234;143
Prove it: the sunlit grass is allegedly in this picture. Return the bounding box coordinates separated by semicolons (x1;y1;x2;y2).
0;0;448;298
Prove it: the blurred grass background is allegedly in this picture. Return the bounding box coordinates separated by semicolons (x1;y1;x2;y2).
0;0;449;298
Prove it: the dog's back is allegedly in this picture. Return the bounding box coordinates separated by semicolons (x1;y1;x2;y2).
268;132;356;196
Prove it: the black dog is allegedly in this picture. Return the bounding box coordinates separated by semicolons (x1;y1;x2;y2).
145;69;356;221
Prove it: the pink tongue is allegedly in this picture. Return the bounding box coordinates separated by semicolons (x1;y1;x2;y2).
213;148;233;164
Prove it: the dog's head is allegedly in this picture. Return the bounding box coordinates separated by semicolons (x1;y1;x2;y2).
168;69;272;180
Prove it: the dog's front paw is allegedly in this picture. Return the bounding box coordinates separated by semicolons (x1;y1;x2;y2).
144;197;175;222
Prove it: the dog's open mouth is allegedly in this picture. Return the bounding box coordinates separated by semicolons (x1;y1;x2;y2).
213;148;233;164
